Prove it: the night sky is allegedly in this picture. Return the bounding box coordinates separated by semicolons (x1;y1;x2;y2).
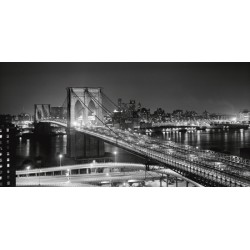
0;63;249;115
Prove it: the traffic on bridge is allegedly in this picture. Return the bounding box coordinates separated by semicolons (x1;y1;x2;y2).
41;119;250;187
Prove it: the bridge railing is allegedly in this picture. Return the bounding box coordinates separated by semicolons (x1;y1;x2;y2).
16;162;147;176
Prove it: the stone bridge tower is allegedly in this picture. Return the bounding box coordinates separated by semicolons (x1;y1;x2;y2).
66;87;105;158
67;87;103;127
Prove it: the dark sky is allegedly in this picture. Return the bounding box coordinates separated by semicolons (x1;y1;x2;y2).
0;63;249;115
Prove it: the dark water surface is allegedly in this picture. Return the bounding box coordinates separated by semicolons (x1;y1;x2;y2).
16;129;250;170
159;129;250;155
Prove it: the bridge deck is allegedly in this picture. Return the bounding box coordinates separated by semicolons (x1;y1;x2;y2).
39;120;250;187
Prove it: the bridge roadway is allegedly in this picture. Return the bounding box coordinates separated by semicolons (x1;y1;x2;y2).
40;120;250;187
16;163;202;187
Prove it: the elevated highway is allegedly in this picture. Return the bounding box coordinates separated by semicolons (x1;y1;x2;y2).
16;162;202;187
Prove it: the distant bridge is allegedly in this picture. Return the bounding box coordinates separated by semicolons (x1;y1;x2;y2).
141;121;249;132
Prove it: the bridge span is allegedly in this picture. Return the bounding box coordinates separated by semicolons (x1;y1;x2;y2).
39;119;250;187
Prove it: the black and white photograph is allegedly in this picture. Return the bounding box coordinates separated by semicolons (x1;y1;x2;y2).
1;1;250;250
1;63;250;187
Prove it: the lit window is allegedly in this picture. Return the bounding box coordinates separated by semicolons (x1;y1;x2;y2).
0;129;2;132
0;135;2;138
7;158;10;162
7;181;10;185
0;153;1;156
7;164;10;167
7;135;9;138
7;152;9;156
7;170;10;174
6;129;9;132
0;164;2;168
0;159;2;162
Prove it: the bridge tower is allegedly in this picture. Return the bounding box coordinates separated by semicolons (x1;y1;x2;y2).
66;87;105;158
67;87;103;127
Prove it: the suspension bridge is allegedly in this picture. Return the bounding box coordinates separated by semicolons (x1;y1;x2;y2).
34;87;250;187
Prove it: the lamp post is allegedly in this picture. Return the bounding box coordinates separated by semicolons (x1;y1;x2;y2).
113;151;117;164
106;172;111;187
59;154;63;167
66;168;70;181
39;169;41;186
26;165;30;177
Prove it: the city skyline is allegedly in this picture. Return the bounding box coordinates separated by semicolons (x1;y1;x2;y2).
0;63;250;115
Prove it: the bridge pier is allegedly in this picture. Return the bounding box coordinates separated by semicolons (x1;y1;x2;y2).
34;122;52;136
67;129;105;159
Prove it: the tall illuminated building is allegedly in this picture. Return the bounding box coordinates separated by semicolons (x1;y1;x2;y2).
0;117;17;187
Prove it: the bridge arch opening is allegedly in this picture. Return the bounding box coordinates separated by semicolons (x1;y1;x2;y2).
75;100;84;125
88;100;97;124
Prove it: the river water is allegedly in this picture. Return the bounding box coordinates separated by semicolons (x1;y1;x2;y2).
156;128;250;156
15;129;250;170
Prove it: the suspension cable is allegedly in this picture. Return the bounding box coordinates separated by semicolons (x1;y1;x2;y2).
61;97;67;108
68;90;183;184
71;90;120;137
101;91;119;109
70;89;153;162
68;92;186;182
85;90;112;116
70;89;179;182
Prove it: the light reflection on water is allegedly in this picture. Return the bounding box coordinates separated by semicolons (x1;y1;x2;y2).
16;129;250;169
16;135;68;169
151;129;250;156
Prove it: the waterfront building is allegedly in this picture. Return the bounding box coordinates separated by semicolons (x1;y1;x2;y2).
239;110;250;123
17;113;32;122
0;117;17;187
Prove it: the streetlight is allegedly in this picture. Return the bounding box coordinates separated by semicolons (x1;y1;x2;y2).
38;169;41;186
113;151;117;164
106;172;112;187
66;168;70;181
26;165;30;177
59;154;63;167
